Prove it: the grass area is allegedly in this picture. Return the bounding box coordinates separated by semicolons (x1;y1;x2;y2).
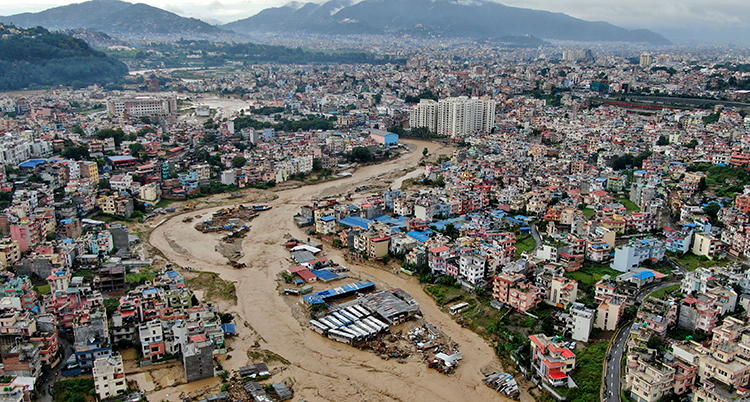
582;208;595;218
564;341;609;402
647;284;681;299
566;261;620;287
186;271;237;305
666;328;711;343
516;234;537;257
425;284;465;306
247;349;290;365
52;378;95;402
126;271;157;285
672;252;728;271
617;198;641;213
35;284;51;295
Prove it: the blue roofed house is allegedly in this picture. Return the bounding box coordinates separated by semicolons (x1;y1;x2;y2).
316;215;337;235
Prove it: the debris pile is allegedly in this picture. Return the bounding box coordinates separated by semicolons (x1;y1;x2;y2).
194;204;260;233
483;372;520;399
408;323;462;375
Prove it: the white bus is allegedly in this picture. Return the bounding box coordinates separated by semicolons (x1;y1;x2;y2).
345;306;363;319
332;312;352;325
328;329;355;344
353;305;370;317
368;317;390;333
309;320;329;335
449;302;470;315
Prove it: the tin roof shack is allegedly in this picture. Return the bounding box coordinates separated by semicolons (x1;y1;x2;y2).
239;363;270;379
244;382;273;402
272;382;293;401
358;289;420;325
183;338;215;382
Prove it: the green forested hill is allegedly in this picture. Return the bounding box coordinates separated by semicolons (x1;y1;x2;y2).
0;24;128;90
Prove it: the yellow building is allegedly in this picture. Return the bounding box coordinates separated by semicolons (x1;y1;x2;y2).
0;239;20;268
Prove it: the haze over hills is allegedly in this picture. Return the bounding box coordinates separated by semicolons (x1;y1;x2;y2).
224;0;671;45
0;0;671;45
0;0;234;41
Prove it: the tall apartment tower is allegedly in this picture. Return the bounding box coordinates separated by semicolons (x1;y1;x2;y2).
410;96;495;138
409;99;438;132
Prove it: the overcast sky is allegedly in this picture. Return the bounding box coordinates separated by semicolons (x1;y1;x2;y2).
4;0;750;43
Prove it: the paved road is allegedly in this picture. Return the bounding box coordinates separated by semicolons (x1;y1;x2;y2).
603;279;681;402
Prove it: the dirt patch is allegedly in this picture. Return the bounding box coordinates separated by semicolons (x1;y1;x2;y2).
185;271;237;306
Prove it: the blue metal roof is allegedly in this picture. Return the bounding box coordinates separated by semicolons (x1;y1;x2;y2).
320;215;336;222
407;230;431;243
18;159;46;168
311;269;339;281
221;323;236;334
634;271;655;280
339;216;371;229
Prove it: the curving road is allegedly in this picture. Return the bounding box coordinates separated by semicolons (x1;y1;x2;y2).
603;279;681;402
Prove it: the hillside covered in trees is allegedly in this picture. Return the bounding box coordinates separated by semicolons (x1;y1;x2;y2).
0;24;128;90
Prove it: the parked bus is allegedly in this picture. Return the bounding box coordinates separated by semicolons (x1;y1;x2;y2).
345;306;363;319
367;317;390;333
309;320;329;335
353;305;370;317
328;329;355;344
449;302;470;315
320;318;339;330
332;312;352;325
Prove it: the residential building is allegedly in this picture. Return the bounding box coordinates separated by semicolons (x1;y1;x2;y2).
93;355;127;400
529;334;576;387
569;303;595;342
611;238;665;272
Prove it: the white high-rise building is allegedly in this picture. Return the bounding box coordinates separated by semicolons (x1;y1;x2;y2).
409;99;438;132
410;96;495;138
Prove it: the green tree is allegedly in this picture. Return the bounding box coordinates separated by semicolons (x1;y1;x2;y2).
129;142;145;155
422;147;428;157
657;135;669;146
350;146;372;162
704;202;721;223
232;156;247;168
434;175;446;188
697;177;707;192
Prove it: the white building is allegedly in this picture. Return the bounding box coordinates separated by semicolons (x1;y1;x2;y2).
109;174;133;192
458;253;486;283
107;95;177;117
409;99;438;132
611;238;665;272
220;170;236;185
410;96;495;138
138;320;164;359
569;303;595;342
93;355;127;400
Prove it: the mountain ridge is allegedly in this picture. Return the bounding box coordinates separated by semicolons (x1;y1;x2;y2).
225;0;670;44
0;0;234;41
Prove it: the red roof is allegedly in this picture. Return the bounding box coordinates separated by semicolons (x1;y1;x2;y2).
430;245;450;253
295;269;316;282
189;334;207;342
548;369;567;380
562;349;576;359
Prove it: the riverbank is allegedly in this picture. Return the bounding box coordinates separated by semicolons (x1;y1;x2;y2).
147;139;528;401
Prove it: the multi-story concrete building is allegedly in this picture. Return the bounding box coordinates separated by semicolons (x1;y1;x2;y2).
596;295;626;331
569;303;595;342
529;334;576;387
611;238;665;272
93;355;127;400
183;338;215;382
625;352;675;402
107;95;177;117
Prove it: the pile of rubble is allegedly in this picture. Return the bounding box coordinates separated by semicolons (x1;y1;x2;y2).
194;205;260;233
408;323;462;375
